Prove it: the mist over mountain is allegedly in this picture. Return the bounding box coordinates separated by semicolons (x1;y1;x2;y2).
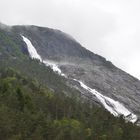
0;23;140;139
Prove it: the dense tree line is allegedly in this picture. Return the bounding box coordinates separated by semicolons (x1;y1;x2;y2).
0;68;139;140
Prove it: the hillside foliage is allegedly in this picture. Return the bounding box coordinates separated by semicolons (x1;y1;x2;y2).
0;68;139;140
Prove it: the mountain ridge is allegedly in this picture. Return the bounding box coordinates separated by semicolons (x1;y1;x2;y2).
0;23;140;124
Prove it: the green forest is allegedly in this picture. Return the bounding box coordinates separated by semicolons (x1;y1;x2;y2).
0;68;139;140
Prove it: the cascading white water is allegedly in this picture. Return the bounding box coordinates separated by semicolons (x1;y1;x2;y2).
22;35;66;77
22;35;137;123
73;79;137;123
43;60;66;77
22;36;42;61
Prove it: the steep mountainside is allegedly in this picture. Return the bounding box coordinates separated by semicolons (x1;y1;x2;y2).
0;24;81;102
0;23;140;139
12;25;140;124
0;23;140;124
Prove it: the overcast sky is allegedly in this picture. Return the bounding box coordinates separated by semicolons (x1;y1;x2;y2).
0;0;140;79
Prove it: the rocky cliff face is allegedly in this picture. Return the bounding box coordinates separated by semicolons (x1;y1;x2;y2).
2;25;139;123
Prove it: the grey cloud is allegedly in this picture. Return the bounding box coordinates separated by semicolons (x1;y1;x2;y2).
0;0;140;79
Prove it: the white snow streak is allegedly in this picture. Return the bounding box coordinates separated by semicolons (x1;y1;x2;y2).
22;35;137;123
